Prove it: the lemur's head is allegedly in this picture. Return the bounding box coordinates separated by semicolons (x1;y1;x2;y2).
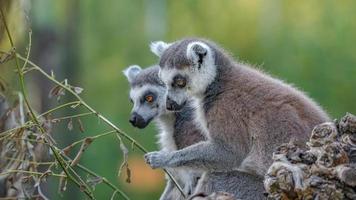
150;38;220;111
123;65;166;129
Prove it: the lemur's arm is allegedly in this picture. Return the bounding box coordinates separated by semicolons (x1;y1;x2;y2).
144;141;240;171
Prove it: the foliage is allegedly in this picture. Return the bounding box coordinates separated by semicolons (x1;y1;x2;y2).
0;8;183;199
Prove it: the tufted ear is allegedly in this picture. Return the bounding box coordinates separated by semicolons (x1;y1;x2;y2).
186;42;210;69
150;41;171;57
123;65;142;83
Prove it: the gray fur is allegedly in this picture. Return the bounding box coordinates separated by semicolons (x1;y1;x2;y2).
124;65;205;199
145;38;331;180
122;65;142;83
191;171;266;200
128;65;165;88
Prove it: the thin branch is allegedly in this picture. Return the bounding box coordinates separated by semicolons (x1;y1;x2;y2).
0;170;66;178
3;157;55;165
60;153;130;200
51;112;94;122
1;6;184;194
16;54;186;198
62;130;116;154
21;30;32;71
0;9;95;199
38;101;81;118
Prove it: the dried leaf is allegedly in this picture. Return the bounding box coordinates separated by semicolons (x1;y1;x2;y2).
56;88;65;101
48;85;60;98
125;166;131;183
118;141;131;183
63;145;73;155
67;118;73;131
73;87;84;94
77;118;85;133
70;137;93;167
0;48;15;64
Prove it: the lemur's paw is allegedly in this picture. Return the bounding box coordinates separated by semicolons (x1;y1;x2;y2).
144;151;166;169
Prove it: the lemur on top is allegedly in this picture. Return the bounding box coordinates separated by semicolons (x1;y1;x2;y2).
123;65;204;199
144;38;330;177
124;65;266;200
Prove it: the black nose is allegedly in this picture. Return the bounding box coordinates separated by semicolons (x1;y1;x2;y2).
166;97;183;111
129;112;147;128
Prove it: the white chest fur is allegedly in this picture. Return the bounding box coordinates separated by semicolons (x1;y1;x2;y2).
192;98;210;139
155;113;177;152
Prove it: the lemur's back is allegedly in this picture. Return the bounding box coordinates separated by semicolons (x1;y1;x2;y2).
204;62;330;175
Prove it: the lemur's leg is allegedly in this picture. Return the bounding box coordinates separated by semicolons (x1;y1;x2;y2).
144;141;239;171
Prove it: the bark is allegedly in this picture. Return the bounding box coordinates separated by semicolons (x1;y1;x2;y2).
264;113;356;200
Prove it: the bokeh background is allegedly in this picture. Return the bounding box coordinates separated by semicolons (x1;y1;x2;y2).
1;0;356;199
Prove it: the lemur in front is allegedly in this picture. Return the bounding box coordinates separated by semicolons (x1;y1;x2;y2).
124;65;266;200
144;38;331;178
123;65;204;199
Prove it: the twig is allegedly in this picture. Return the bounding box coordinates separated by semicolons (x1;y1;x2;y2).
51;112;94;122
0;9;95;199
16;54;186;197
3;157;55;165
62;130;116;154
38;101;81;118
60;153;131;200
0;170;66;178
21;30;32;71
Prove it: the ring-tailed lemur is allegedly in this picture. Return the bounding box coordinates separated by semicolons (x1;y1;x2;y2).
124;65;266;200
145;38;330;178
123;65;205;199
190;170;265;200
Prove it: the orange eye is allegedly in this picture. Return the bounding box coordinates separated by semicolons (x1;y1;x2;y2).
145;95;154;103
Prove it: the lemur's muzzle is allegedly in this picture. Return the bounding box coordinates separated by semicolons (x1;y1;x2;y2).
129;112;148;129
166;97;185;111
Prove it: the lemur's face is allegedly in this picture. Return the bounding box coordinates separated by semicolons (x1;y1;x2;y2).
151;40;217;111
123;65;166;129
128;85;166;128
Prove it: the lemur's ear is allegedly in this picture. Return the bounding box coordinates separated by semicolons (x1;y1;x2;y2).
123;65;142;83
186;42;209;68
150;41;171;57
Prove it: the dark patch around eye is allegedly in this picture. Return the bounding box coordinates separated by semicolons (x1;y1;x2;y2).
172;75;187;88
141;91;156;103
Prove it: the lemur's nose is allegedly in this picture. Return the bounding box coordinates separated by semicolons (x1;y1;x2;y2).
166;97;180;111
129;114;137;125
129;112;146;128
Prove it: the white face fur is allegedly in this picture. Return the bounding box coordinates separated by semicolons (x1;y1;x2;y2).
129;84;166;120
151;41;217;109
123;65;167;128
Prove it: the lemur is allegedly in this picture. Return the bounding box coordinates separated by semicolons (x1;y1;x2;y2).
144;38;331;179
123;65;266;200
123;65;205;199
190;170;265;200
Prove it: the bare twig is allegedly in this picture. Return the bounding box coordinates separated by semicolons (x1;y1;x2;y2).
0;6;185;197
0;9;95;199
16;54;186;197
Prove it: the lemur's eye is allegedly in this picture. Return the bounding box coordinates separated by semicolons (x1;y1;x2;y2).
173;75;186;88
145;95;154;103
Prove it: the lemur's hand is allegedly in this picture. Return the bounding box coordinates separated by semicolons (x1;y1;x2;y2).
144;151;168;169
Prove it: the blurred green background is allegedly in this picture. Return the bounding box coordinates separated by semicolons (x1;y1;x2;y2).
1;0;356;199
